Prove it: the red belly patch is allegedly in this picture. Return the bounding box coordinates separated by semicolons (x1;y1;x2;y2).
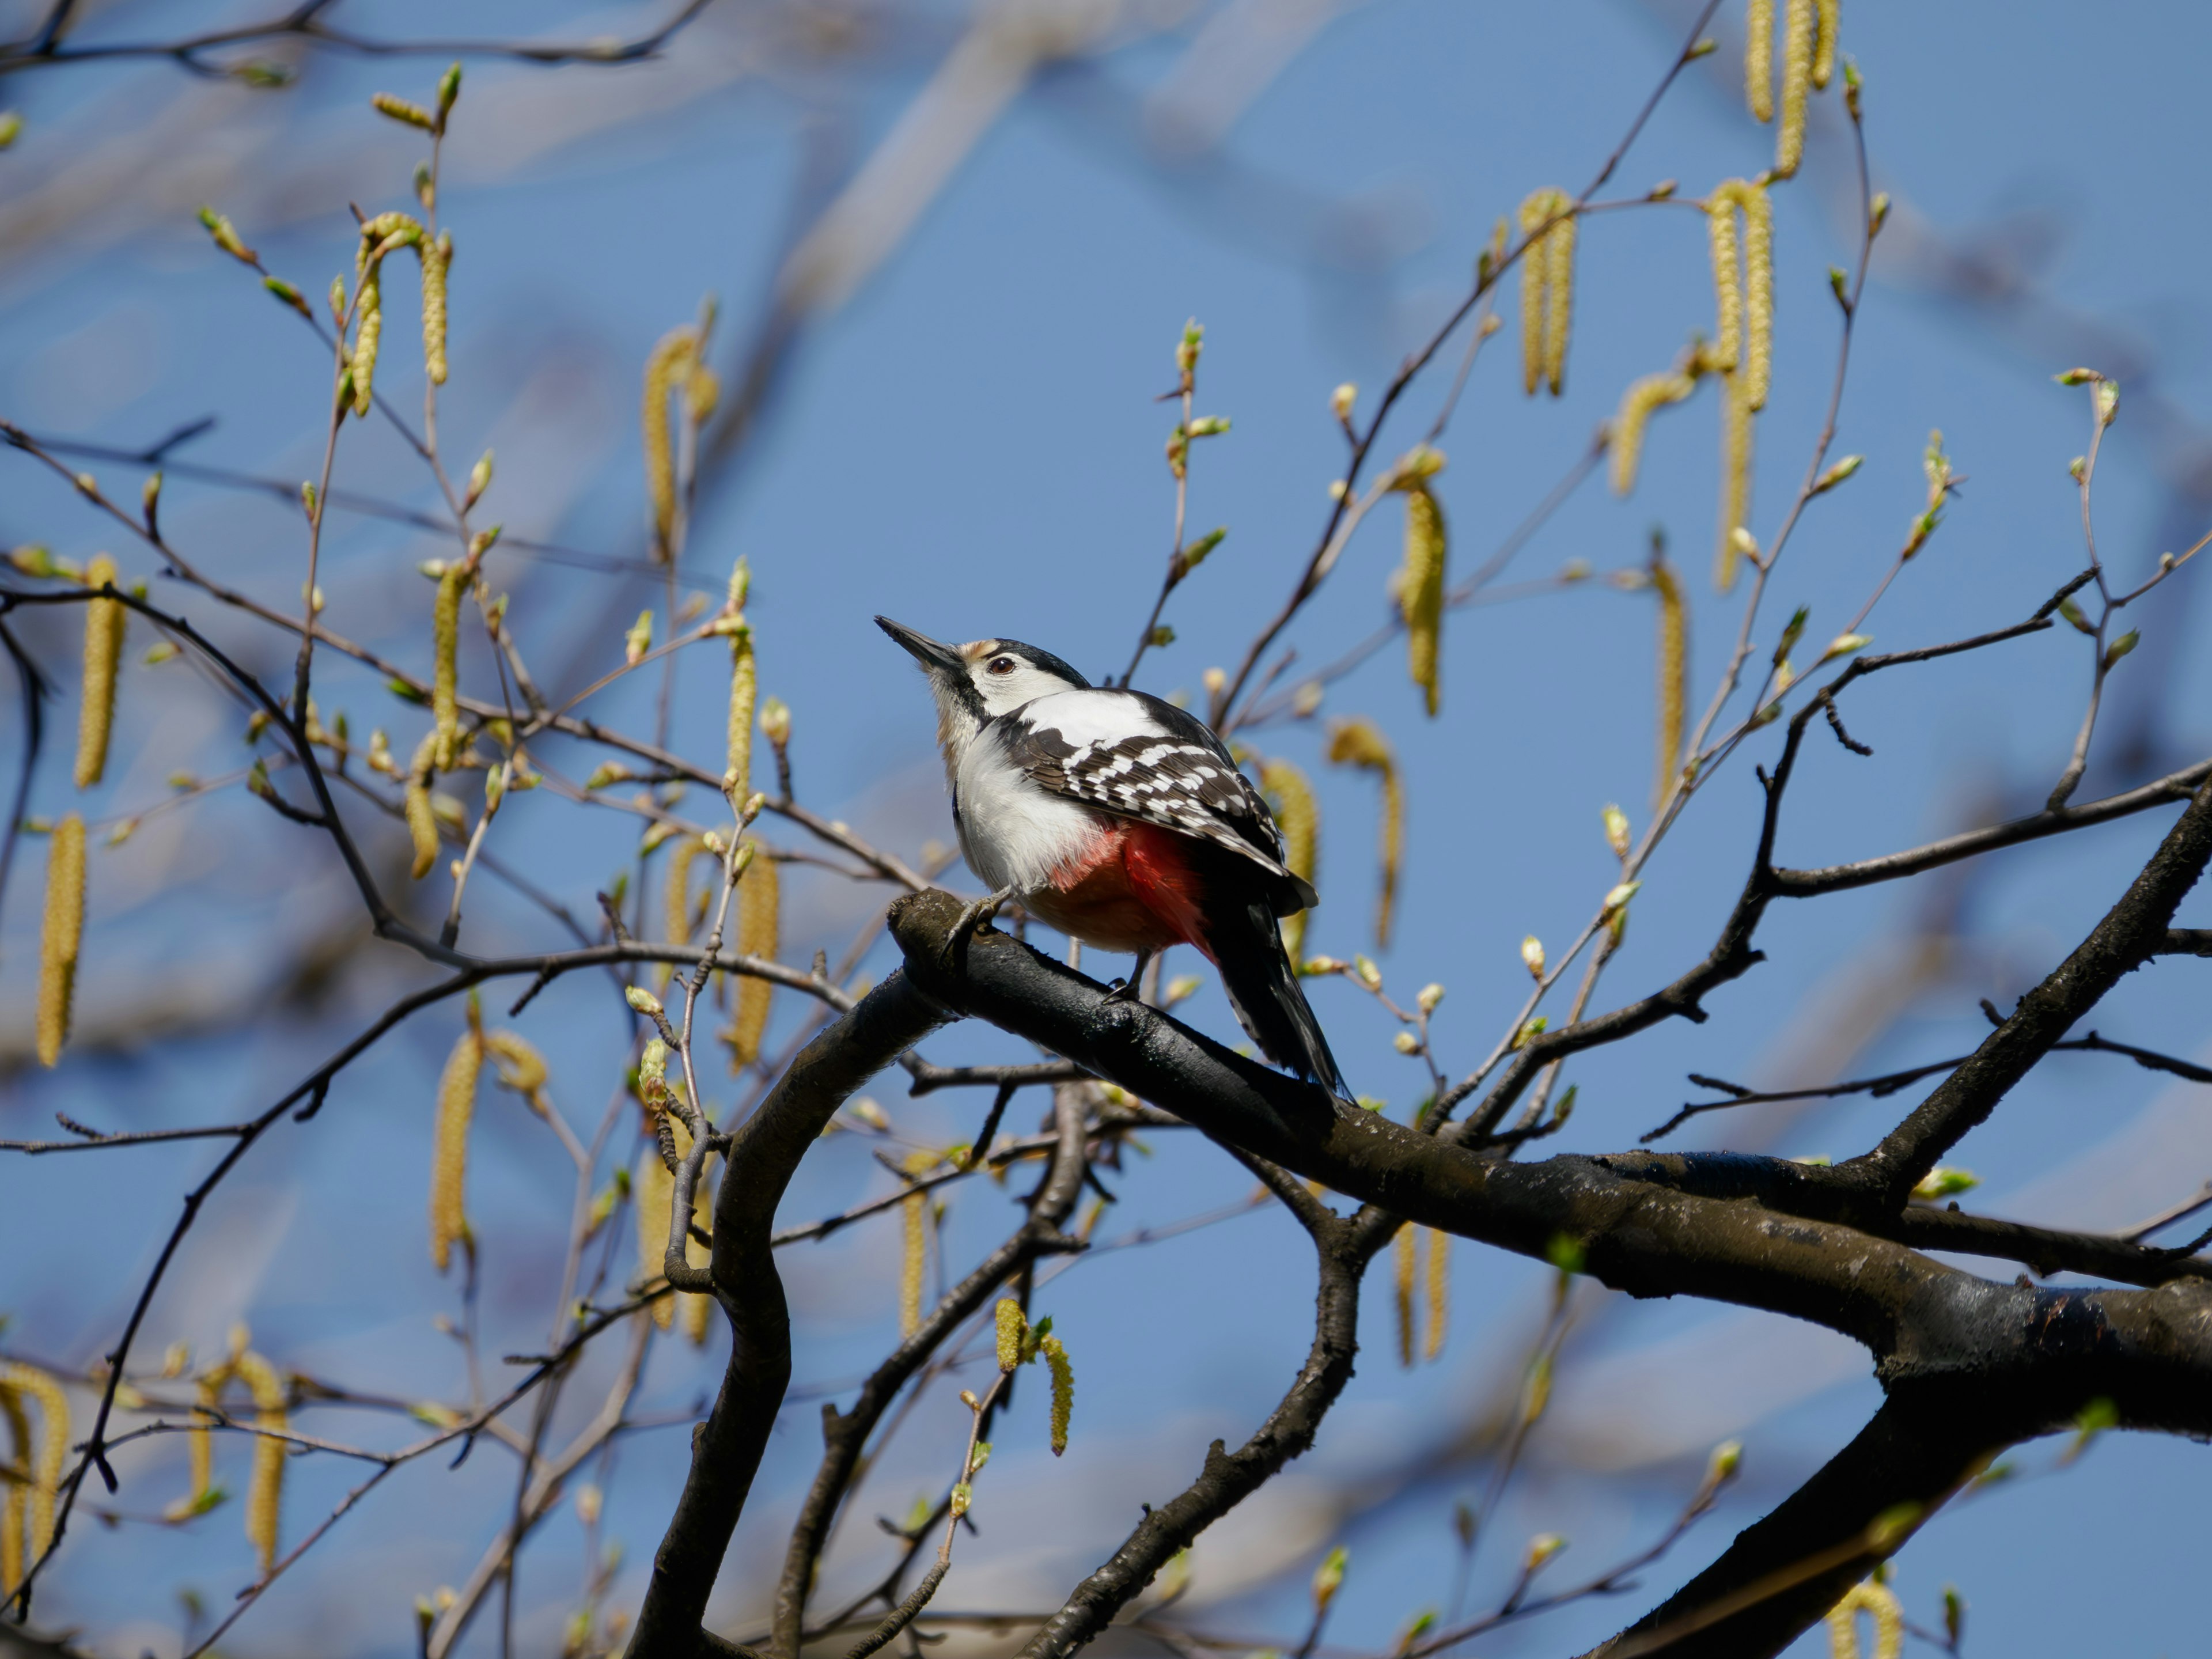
1025;820;1216;960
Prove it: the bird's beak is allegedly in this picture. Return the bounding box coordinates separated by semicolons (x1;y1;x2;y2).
875;616;967;675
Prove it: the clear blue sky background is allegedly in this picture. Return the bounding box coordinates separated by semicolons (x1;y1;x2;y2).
2;1;2209;1654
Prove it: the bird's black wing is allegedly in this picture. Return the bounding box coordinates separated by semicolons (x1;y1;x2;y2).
999;690;1318;913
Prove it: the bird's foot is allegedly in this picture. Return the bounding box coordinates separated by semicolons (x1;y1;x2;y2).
1101;977;1139;1003
942;886;1016;971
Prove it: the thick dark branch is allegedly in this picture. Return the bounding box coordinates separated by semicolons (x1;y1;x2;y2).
1849;775;2212;1203
628;972;949;1659
882;891;2212;1377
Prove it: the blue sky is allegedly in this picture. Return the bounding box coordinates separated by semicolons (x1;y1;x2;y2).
2;1;2209;1654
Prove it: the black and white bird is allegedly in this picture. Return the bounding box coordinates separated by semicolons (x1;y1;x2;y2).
878;616;1347;1099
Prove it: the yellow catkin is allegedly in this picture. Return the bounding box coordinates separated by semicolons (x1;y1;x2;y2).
1544;204;1575;395
1707;195;1743;376
1323;719;1400;950
1745;0;1774;122
230;1350;285;1577
1393;1224;1417;1369
483;1029;549;1114
1517;190;1574;396
1609;368;1700;496
1040;1334;1074;1456
1736;186;1775;410
431;560;465;770
642;326;698;559
74;554;125;787
659;834;709;991
0;1364;68;1574
1825;1580;1904;1659
1259;760;1317;963
636;1141;677;1331
36;816;85;1069
1717;375;1755;592
1423;1226;1449;1362
188;1371;221;1513
1399;485;1446;717
1651;556;1688;810
995;1297;1026;1372
724;846;778;1069
405;730;440;880
429;1014;482;1272
421;230;449;385
725;621;755;801
350;264;382;417
1813;0;1839;88
1;1382;26;1594
1775;0;1815;178
899;1185;926;1338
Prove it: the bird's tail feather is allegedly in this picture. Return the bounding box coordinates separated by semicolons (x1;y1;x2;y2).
1202;896;1349;1100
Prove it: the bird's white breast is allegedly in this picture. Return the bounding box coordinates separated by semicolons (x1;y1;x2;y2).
956;720;1108;895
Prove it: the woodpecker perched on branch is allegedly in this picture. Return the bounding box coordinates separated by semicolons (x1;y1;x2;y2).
878;617;1347;1099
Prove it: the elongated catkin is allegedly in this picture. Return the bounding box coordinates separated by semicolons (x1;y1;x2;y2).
230;1350;286;1575
1394;1225;1417;1368
1776;0;1815;177
1400;485;1446;716
429;1010;481;1271
74;554;125;787
1259;760;1317;962
637;1141;676;1331
406;730;440;880
642;327;698;559
1610;367;1700;495
724;847;778;1069
1517;190;1575;396
0;1383;28;1593
1423;1227;1448;1362
1745;0;1774;121
431;562;465;770
0;1364;68;1573
1650;556;1689;809
36;816;85;1068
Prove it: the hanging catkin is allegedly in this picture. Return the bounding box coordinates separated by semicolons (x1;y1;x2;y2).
1399;484;1446;717
36;816;85;1068
1651;556;1689;810
1423;1227;1449;1362
429;997;482;1271
1775;0;1816;177
1259;760;1318;962
230;1349;286;1576
724;847;778;1069
0;1363;66;1584
405;730;440;880
74;554;126;787
1393;1225;1418;1368
1516;190;1575;396
637;1139;677;1332
0;1383;28;1594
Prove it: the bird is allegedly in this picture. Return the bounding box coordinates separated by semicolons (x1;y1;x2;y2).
877;616;1347;1099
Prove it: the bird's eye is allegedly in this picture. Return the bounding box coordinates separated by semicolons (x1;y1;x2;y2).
987;656;1016;675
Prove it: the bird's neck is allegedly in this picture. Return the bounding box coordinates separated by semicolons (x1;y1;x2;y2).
930;680;984;791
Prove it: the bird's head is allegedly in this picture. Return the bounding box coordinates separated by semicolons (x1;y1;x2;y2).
876;617;1090;763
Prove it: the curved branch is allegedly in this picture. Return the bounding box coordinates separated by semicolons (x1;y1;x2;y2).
628;971;950;1658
